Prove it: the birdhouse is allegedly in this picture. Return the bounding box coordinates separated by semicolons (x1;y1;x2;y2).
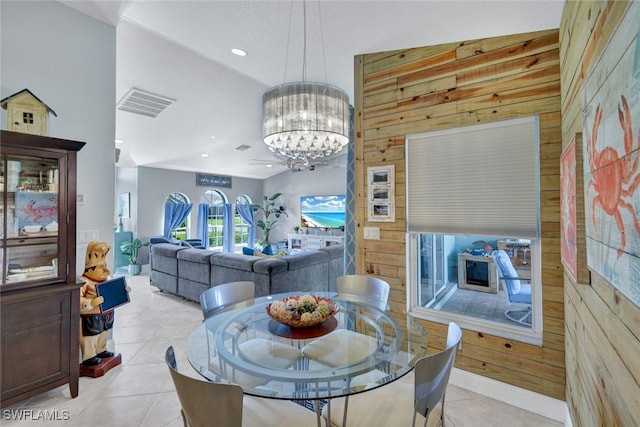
1;89;57;136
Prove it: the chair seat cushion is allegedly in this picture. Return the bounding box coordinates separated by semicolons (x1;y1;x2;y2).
509;283;531;304
302;329;379;367
210;339;301;388
321;370;441;427
244;396;318;426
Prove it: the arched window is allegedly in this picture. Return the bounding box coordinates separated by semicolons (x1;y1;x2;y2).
235;195;252;249
201;190;228;250
165;192;191;240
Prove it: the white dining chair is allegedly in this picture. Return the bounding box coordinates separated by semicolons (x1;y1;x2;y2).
199;281;256;319
336;275;390;310
165;346;318;427
199;281;302;388
321;322;462;427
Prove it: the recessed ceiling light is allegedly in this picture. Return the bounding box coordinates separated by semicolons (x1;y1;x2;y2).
200;153;209;158
266;164;273;168
209;135;216;139
231;48;247;57
115;139;123;144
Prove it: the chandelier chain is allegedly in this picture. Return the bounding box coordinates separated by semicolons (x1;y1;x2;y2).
283;0;293;84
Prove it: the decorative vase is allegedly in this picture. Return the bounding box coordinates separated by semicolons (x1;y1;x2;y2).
128;264;142;276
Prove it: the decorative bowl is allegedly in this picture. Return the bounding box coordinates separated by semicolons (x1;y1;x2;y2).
23;225;42;233
267;295;339;328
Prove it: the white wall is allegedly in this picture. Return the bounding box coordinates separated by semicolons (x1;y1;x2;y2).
263;166;347;243
1;1;116;274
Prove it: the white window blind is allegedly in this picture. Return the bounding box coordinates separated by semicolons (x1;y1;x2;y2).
406;116;540;238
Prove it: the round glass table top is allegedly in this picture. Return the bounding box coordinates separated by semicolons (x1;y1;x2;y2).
186;291;428;400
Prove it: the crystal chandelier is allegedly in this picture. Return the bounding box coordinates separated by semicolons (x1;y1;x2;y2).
262;1;350;166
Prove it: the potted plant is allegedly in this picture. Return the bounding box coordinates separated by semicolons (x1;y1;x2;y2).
251;193;288;251
120;238;149;275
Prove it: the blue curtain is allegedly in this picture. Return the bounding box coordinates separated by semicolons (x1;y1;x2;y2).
163;202;192;237
196;203;209;248
236;204;256;248
222;203;234;253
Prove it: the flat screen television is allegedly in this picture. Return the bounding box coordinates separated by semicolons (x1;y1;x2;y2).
300;195;346;228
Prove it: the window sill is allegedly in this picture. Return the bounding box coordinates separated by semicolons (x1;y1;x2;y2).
411;306;543;346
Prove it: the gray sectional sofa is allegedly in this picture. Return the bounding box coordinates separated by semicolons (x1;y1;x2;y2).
149;243;345;302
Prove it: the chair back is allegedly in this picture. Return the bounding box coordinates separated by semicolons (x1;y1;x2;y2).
200;281;255;319
336;275;390;309
165;346;244;427
413;322;462;423
493;249;522;295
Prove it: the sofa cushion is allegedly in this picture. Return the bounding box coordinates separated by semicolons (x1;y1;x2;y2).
253;257;288;274
210;253;258;271
178;248;213;284
178;277;209;302
318;245;345;292
151;243;188;275
283;250;329;270
150;270;178;294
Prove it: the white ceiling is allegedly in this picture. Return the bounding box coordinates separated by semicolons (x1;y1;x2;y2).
60;0;564;180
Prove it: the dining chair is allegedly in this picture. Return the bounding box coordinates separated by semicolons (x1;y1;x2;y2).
165;346;318;427
199;281;256;319
492;249;532;325
321;322;462;427
336;275;390;310
199;281;302;388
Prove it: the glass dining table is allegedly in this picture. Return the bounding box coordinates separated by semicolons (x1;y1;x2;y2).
186;291;428;426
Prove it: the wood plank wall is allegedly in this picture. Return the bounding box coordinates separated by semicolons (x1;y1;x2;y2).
560;1;640;425
353;29;565;400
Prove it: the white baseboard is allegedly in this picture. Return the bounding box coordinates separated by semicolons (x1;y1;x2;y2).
449;367;571;425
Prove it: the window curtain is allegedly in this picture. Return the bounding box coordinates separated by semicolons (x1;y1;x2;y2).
222;203;234;253
196;203;209;248
236;204;256;248
406;116;540;238
163;202;193;238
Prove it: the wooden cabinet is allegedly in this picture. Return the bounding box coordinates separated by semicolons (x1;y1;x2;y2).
1;130;85;407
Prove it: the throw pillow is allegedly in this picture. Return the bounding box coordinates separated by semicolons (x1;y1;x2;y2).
242;247;255;256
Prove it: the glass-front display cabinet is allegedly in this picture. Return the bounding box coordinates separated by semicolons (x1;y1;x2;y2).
1;130;85;407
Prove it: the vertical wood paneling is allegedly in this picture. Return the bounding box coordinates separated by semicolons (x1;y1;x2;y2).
561;1;640;425
354;28;564;400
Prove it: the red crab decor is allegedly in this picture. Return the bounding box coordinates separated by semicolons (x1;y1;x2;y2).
587;95;640;258
16;193;58;228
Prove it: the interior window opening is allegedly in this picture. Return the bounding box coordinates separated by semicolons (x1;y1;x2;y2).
416;233;534;328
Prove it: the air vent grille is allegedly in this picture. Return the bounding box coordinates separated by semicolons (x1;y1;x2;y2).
235;144;251;151
117;88;175;118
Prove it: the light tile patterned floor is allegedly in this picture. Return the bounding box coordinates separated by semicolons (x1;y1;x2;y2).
2;273;562;426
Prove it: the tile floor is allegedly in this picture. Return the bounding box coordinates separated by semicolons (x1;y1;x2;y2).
2;273;563;426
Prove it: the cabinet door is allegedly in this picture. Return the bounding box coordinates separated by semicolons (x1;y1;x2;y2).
1;287;72;402
1;152;65;288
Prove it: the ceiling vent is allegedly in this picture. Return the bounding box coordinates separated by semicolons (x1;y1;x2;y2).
235;144;251;151
117;88;175;118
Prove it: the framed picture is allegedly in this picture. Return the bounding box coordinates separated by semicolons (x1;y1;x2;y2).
368;165;395;222
582;2;640;306
119;193;130;218
560;133;590;284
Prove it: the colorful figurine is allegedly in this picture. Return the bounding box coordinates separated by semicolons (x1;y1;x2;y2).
79;241;124;366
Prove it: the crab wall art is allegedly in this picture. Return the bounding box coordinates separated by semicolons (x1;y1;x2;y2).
16;192;58;228
582;3;640;306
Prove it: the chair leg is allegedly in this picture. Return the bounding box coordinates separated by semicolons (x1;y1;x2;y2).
504;306;531;325
180;408;188;427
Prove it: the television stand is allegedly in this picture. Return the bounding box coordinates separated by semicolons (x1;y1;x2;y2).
288;234;344;252
457;253;499;293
